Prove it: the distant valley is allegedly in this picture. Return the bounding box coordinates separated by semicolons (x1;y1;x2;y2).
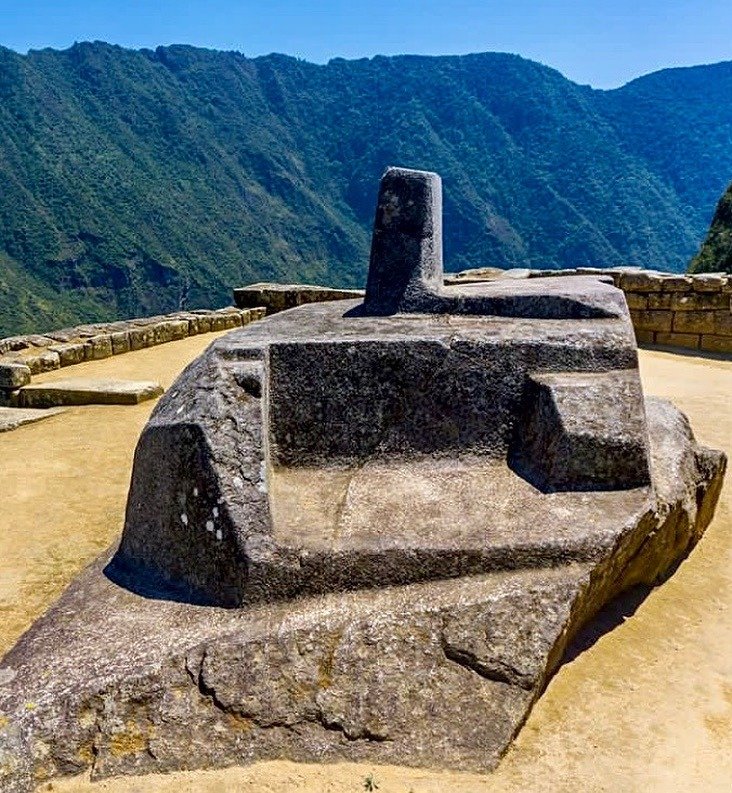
1;43;732;335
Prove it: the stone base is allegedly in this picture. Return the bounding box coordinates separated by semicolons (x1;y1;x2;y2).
0;407;66;433
0;397;725;793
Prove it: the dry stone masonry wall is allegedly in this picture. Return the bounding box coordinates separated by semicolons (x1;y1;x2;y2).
0;306;266;403
611;271;732;354
514;268;730;354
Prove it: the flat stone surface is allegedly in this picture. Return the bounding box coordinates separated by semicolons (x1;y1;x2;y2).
0;407;66;433
17;378;164;408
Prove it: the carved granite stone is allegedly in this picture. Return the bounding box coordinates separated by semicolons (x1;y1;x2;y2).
0;168;726;792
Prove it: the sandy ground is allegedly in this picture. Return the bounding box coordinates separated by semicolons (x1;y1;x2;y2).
0;339;729;792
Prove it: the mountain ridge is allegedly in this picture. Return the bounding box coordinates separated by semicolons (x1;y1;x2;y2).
1;42;731;335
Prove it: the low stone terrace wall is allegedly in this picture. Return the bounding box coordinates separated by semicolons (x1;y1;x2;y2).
610;271;731;354
0;306;266;397
449;267;732;355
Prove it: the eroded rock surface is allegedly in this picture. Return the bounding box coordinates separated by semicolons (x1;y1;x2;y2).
0;168;726;791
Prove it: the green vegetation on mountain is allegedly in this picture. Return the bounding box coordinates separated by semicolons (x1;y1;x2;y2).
1;43;732;335
690;181;732;273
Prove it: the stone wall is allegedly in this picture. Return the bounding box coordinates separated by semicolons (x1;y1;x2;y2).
454;268;732;355
611;271;731;354
0;306;266;400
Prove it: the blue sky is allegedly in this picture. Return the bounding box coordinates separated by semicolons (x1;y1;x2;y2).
2;0;731;88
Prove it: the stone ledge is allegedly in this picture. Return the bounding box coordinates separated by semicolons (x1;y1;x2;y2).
234;283;364;315
16;379;164;408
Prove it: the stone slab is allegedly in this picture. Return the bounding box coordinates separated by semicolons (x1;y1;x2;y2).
16;379;164;408
0;406;66;432
233;283;365;314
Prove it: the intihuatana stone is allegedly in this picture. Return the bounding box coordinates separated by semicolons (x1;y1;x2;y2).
0;167;726;792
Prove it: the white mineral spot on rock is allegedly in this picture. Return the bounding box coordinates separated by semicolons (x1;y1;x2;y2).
212;506;219;518
181;513;188;526
257;460;268;493
193;487;199;497
0;667;17;685
176;405;184;414
233;476;244;489
215;529;223;541
206;520;214;532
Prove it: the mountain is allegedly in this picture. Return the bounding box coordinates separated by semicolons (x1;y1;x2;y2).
690;181;732;273
1;43;732;336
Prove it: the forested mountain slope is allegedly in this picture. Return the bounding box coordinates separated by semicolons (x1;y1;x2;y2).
1;43;731;334
690;180;732;273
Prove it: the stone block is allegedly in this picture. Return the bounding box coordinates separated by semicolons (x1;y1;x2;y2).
216;310;241;329
0;361;31;389
45;329;80;343
152;322;174;345
661;292;729;311
0;406;66;432
619;272;664;292
700;335;732;354
0;336;32;353
83;334;113;361
234;285;366;315
195;315;212;334
17;378;164;408
22;349;61;374
672;311;716;335
128;326;155;350
23;334;55;347
629;309;673;333
110;331;131;355
48;342;86;367
646;293;672;310
624;292;648;310
508;370;651;492
210;315;228;331
169;319;190;340
660;276;693;291
171;313;200;335
364;167;443;314
655;332;700;350
692;274;729;292
713;310;732;336
634;329;655;344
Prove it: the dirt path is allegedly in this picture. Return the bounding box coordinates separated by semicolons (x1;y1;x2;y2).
0;332;230;655
1;342;728;792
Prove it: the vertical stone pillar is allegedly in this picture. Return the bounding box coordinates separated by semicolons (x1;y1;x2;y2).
364;167;444;314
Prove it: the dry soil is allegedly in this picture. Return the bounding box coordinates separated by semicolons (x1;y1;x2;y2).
0;338;728;792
